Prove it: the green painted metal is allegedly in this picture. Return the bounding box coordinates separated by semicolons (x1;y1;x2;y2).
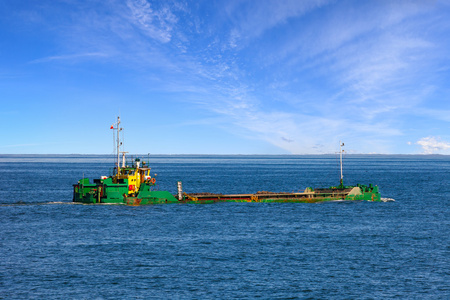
73;174;382;205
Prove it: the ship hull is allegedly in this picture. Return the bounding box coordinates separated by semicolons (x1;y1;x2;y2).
73;181;381;205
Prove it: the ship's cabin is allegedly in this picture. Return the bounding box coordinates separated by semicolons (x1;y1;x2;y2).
112;158;154;193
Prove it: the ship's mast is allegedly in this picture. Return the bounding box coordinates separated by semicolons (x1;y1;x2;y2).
113;116;123;176
339;141;344;187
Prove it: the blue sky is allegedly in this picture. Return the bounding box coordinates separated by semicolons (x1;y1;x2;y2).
1;0;450;154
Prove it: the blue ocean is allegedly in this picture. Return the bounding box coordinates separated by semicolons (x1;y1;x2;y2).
1;155;449;299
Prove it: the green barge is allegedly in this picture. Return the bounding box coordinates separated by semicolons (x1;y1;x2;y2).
73;117;382;205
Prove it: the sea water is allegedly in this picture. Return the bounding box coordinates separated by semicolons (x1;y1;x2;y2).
0;155;449;299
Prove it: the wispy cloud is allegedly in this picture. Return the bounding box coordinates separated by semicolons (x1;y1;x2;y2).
30;52;109;64
223;0;332;48
126;0;178;43
28;1;185;67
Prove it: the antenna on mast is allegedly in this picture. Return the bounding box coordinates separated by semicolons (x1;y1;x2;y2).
339;141;344;188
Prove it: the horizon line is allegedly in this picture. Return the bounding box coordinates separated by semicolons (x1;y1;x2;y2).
1;153;449;156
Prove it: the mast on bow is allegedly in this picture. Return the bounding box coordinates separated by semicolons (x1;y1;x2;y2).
339;141;344;188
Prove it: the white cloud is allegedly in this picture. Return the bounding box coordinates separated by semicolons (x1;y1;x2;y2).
416;136;450;154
